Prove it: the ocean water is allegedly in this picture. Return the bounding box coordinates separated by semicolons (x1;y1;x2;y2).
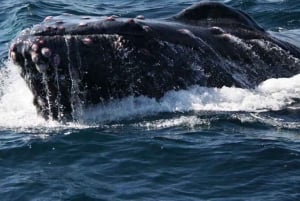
1;0;300;200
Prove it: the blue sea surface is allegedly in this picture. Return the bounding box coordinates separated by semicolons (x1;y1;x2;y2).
1;0;300;200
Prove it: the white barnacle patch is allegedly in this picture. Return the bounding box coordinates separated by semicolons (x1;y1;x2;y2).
220;33;234;41
32;24;42;31
8;44;17;61
79;22;88;27
136;15;144;20
250;39;300;64
142;25;151;32
16;38;23;43
9;43;16;51
31;52;39;63
44;16;53;22
38;39;45;45
105;16;116;21
9;51;16;61
21;43;29;57
221;33;252;51
41;47;51;58
19;28;31;36
31;43;39;52
178;29;195;38
21;40;32;49
250;39;267;49
210;26;225;35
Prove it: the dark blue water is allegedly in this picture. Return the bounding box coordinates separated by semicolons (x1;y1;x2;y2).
1;0;300;200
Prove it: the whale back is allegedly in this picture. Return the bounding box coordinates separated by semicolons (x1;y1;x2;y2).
173;2;265;32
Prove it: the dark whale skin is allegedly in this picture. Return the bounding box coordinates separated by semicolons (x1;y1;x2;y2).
9;2;300;120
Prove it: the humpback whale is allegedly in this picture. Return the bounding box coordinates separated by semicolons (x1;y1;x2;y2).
8;2;300;120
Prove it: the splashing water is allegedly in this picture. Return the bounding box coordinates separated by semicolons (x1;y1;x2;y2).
0;62;45;128
0;62;86;131
81;74;300;122
0;60;300;128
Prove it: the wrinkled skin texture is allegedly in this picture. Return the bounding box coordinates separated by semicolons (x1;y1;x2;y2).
9;2;300;120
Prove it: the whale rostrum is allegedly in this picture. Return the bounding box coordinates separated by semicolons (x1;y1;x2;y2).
9;2;300;120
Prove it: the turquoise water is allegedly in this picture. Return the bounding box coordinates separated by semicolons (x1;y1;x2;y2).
1;0;300;200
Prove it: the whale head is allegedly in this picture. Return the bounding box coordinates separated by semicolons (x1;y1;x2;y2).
9;2;300;120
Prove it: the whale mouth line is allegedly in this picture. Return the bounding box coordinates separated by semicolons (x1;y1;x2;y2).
30;29;148;38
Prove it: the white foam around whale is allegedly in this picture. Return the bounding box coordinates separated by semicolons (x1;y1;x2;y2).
81;73;300;122
0;61;299;129
0;62;86;131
